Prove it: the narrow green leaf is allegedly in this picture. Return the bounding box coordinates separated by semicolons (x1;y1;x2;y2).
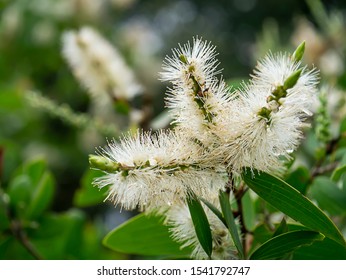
25;171;55;220
219;191;244;259
272;218;288;237
187;190;213;258
293;237;346;260
242;168;345;246
200;197;227;227
250;230;324;260
242;191;256;231
103;213;191;257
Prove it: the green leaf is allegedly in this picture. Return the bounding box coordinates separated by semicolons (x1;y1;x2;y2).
331;152;346;182
103;213;192;257
331;165;346;182
272;218;288;237
25;171;55;219
187;189;213;258
21;158;47;187
200;197;227;227
250;230;324;260
285;166;310;194
252;223;273;244
242;168;346;246
29;209;85;259
7;174;32;217
242;191;256;231
219;191;244;259
293;237;346;260
74;169;107;207
309;176;346;215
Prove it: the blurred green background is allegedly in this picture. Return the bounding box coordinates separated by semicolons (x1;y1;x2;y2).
1;0;346;259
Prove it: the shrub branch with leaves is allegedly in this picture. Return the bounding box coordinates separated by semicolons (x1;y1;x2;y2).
88;38;345;260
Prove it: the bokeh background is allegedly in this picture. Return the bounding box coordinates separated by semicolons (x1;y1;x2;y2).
1;0;346;259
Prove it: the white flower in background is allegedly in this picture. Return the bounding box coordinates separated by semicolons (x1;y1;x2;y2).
91;130;227;210
160;38;233;147
0;3;22;37
167;203;238;260
62;27;142;107
219;52;319;172
28;0;105;21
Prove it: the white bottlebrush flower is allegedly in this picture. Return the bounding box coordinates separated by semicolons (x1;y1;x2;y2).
218;53;319;173
160;37;220;88
251;52;319;116
160;38;233;146
62;27;142;106
167;202;238;260
92;130;227;210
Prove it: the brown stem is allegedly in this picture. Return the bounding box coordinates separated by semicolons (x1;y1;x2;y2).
10;220;43;260
311;161;339;178
2;192;43;260
226;174;248;258
139;92;153;130
234;182;249;258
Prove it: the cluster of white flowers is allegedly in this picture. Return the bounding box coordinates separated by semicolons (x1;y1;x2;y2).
92;130;227;210
90;37;319;259
62;27;142;107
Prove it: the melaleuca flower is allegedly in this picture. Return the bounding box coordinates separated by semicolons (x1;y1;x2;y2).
90;130;227;210
218;51;319;173
160;37;220;88
166;202;238;260
159;38;232;147
62;27;142;105
251;52;319;116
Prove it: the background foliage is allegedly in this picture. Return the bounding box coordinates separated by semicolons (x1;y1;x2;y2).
0;0;346;259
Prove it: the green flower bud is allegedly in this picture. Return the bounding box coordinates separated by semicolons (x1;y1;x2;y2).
292;41;305;62
89;154;119;173
283;69;302;90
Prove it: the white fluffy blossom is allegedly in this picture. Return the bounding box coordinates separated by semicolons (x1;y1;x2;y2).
62;27;142;105
251;53;319;116
159;38;233;146
92;130;227;210
167;203;238;260
217;53;319;172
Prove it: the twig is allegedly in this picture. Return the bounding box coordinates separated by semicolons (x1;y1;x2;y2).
10;220;43;260
2;191;43;260
311;161;339;178
233;182;249;258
